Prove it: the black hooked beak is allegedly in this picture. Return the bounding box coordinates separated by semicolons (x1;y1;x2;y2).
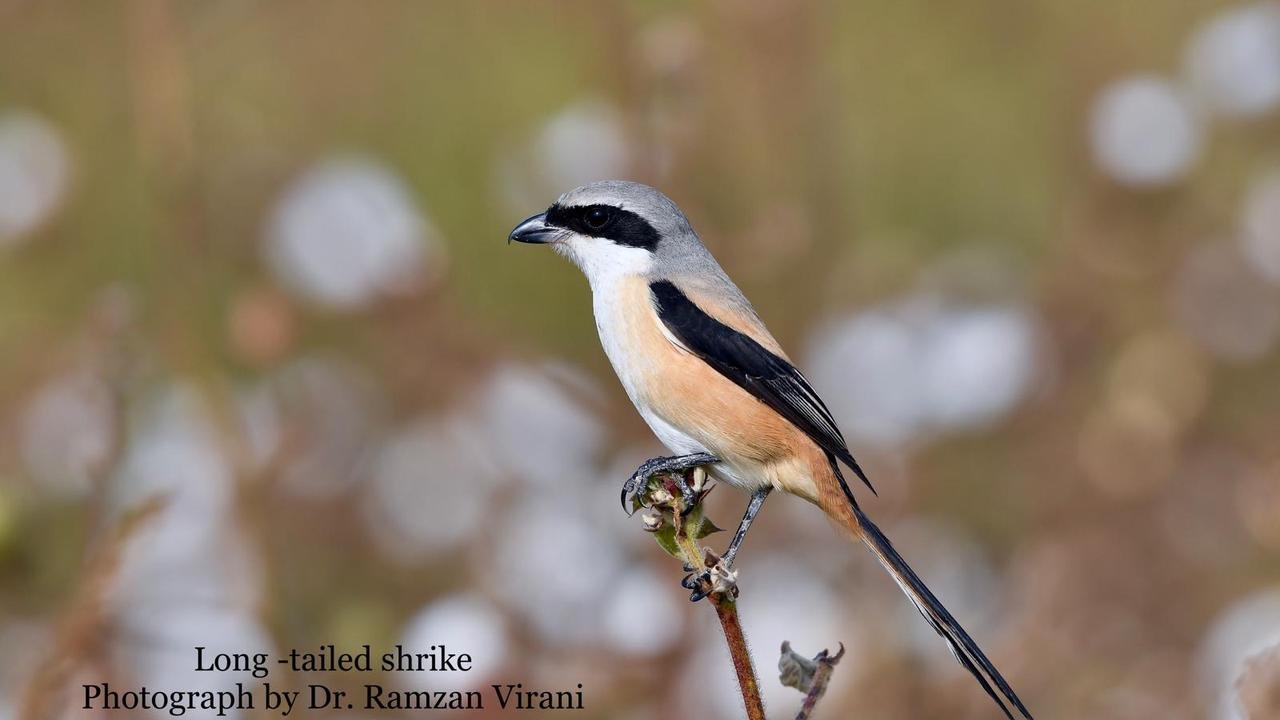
508;212;558;244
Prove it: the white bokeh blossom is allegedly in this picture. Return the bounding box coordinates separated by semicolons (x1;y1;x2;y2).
0;111;71;247
399;594;510;691
807;297;1039;447
1090;76;1202;187
1185;3;1280;118
266;155;440;309
1198;587;1280;720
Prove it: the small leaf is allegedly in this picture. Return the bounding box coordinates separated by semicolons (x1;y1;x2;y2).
652;521;684;560
696;516;724;538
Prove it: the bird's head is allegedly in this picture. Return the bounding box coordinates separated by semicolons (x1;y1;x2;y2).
508;180;698;282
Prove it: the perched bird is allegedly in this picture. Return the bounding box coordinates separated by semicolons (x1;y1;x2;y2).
510;180;1033;719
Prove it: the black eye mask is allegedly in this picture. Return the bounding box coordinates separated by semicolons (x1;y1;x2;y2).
544;203;661;250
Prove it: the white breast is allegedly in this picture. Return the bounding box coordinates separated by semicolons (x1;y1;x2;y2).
589;269;711;459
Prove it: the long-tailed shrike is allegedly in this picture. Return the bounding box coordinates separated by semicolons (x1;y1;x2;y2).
510;180;1032;719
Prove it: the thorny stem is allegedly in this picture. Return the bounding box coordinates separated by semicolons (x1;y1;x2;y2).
670;505;704;572
665;474;766;720
641;468;842;720
714;596;767;720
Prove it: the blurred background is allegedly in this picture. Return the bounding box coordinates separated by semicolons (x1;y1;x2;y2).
1;1;1279;718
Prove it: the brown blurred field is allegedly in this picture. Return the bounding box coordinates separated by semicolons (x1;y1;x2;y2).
2;1;1280;719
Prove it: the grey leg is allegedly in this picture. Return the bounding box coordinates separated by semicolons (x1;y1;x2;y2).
682;485;773;601
722;485;772;567
621;452;719;515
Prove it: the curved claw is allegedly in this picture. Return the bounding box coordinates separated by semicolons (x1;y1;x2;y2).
620;473;649;516
681;570;712;602
620;481;638;516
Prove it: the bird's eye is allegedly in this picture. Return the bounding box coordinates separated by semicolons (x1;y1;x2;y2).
584;207;612;230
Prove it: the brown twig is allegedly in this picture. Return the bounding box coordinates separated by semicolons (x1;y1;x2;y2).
636;466;848;719
641;470;768;720
714;595;767;720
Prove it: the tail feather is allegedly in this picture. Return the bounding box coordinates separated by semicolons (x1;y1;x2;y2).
856;504;1033;720
826;459;1033;719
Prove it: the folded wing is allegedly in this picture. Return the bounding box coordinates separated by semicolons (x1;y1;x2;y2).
650;280;875;495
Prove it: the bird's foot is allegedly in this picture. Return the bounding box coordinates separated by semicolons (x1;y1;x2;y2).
681;549;738;602
621;452;718;516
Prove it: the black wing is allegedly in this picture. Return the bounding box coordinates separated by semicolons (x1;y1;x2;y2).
650;280;874;495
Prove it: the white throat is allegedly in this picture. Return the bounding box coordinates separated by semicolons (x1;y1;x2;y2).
554;235;654;293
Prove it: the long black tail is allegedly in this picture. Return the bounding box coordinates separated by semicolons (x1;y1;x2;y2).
852;501;1033;719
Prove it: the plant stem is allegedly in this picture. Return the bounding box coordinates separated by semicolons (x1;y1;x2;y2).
713;595;767;720
667;478;766;720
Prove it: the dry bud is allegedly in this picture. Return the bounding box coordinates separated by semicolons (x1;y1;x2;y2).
641;511;664;532
690;466;707;492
